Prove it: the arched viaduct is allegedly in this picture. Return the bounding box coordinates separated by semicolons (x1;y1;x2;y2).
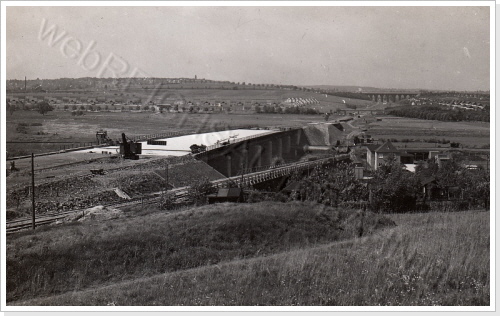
361;92;420;103
196;129;310;177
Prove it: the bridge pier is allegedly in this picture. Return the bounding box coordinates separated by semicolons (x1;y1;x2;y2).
241;147;249;172
249;144;262;169
264;140;273;166
284;135;291;154
226;155;232;177
277;138;283;159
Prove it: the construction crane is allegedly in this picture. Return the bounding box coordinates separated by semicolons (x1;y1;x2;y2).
119;133;142;160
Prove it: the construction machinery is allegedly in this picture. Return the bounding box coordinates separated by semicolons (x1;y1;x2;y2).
190;144;207;154
119;133;142;160
96;129;115;145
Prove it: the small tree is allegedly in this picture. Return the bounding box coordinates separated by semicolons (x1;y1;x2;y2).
187;178;217;206
370;158;419;212
158;192;176;210
37;101;53;115
7;101;15;115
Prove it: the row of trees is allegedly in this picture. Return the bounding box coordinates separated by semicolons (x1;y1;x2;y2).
388;105;489;122
255;105;320;115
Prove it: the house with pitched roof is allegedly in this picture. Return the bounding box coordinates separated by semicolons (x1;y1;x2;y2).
366;141;403;170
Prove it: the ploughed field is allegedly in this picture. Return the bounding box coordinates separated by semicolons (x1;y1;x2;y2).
6;155;225;220
6;202;489;306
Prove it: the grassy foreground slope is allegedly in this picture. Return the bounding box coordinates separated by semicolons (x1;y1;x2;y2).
7;202;392;304
9;204;489;306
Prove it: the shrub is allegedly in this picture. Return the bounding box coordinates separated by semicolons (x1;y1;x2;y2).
15;124;28;134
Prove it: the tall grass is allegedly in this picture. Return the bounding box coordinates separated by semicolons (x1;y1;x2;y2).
7;202;392;303
9;208;489;306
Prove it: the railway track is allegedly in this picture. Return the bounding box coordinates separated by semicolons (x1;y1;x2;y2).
6;154;350;233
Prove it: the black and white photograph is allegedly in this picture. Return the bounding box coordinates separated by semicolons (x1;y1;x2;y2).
1;1;494;311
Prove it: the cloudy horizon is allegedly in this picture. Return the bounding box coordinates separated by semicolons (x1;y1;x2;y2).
6;5;491;91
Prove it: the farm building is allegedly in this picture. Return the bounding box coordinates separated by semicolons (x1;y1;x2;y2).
419;175;461;201
207;188;243;204
461;155;489;170
434;153;451;168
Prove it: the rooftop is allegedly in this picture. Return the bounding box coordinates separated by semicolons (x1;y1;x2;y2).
366;141;400;153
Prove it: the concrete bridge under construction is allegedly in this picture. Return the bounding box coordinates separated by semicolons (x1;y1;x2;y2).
195;128;310;177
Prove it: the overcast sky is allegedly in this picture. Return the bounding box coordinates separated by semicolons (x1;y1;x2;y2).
6;5;490;91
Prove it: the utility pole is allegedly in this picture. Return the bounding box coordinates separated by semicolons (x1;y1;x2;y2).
165;159;169;192
31;153;35;230
165;160;168;191
140;163;143;211
240;161;245;188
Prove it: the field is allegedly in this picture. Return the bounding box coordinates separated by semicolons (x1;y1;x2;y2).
6;104;490;158
6;110;333;157
8;87;373;108
350;115;490;148
6;202;489;306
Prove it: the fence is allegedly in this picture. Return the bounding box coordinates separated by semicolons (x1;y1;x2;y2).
210;154;351;189
130;131;188;142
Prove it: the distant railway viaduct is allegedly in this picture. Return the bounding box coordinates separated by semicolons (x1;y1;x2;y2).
360;91;420;103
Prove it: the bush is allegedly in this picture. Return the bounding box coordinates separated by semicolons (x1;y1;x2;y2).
16;124;28;134
158;193;177;210
187;178;217;206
